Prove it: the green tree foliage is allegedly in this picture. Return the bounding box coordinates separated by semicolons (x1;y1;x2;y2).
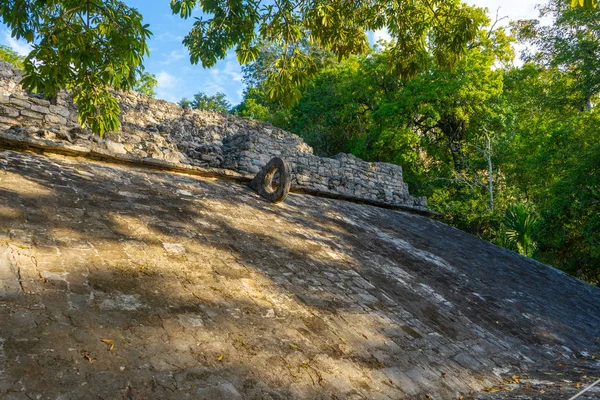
571;0;598;8
180;92;231;113
514;1;600;109
134;72;158;98
498;64;600;284
237;40;335;107
502;204;539;257
0;0;151;135
0;0;585;133
178;98;192;109
232;40;335;125
0;44;24;69
171;0;485;106
541;142;600;283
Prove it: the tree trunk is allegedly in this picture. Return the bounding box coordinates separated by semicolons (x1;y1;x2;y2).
438;113;467;171
486;133;493;211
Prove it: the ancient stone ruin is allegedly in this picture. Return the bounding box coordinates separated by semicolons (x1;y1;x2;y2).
0;62;427;212
0;62;599;399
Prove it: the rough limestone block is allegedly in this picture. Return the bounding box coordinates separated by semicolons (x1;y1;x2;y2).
30;104;50;114
45;114;67;125
29;97;51;106
8;97;29;108
49;104;71;118
0;105;19;118
0;68;13;78
0;116;19;126
105;140;127;155
19;109;44;119
247;165;260;174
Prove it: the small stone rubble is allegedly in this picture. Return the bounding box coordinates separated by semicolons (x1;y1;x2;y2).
0;62;427;210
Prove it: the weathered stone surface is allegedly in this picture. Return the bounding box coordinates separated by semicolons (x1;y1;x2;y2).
30;104;49;114
0;245;21;299
104;139;127;154
7;97;28;108
0;105;18;118
0;148;598;399
19;109;44;120
0;62;428;211
44;113;67;125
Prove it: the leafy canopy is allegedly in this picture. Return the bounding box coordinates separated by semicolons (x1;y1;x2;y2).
515;0;600;109
171;0;485;106
503;204;539;257
0;0;588;135
235;12;512;174
499;64;600;284
0;0;151;135
571;0;598;8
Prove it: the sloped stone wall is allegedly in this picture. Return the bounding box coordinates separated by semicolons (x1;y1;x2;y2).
0;62;427;209
1;147;599;399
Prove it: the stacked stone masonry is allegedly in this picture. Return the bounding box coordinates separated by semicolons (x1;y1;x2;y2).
0;62;427;209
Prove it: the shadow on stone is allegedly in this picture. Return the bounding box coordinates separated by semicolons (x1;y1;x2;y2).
0;148;599;400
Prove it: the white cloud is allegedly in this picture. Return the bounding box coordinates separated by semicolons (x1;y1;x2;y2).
467;0;542;22
155;70;180;102
1;31;32;56
156;32;183;43
224;60;243;82
372;28;392;44
159;49;187;65
170;50;186;60
203;80;227;95
157;70;177;86
203;54;244;103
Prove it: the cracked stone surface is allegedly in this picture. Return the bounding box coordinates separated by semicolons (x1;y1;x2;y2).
0;148;599;400
0;244;24;299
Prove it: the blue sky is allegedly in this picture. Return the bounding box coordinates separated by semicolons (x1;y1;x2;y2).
1;0;544;107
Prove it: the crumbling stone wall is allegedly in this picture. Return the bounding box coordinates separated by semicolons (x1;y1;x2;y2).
223;131;412;205
0;62;427;209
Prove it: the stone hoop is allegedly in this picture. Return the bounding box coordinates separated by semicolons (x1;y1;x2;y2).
249;157;292;204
